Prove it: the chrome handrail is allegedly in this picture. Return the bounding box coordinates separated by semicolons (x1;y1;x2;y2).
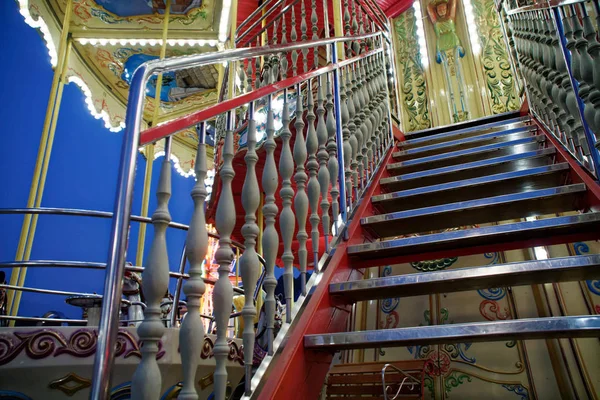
0;207;245;249
381;363;421;400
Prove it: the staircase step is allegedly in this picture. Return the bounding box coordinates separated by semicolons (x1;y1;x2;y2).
304;316;600;351
393;126;536;161
401;116;530;149
372;163;570;213
380;148;556;192
330;255;600;302
348;212;600;259
362;184;585;238
387;135;545;175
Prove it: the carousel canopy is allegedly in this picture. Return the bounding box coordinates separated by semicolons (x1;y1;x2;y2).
16;0;237;175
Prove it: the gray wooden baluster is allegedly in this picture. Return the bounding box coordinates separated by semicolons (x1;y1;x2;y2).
317;77;330;251
306;79;320;275
340;68;353;214
131;138;172;400
239;101;260;393
294;83;309;302
263;28;272;85
369;55;380;169
364;56;375;178
301;0;308;73
179;126;208;400
279;87;294;323
578;3;600;137
359;57;370;186
351;62;364;191
326;74;341;237
291;6;299;77
256;39;263;88
347;65;359;205
281;12;289;79
263;93;279;352
213;112;235;400
558;8;588;158
238;62;247;95
270;20;280;85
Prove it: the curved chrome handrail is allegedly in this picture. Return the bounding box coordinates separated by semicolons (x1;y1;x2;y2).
381;363;421;400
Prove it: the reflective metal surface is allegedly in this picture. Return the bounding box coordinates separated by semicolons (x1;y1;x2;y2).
330;255;600;301
387;136;545;175
402;114;529;143
348;212;600;258
393;126;536;161
379;148;556;192
361;184;586;238
372;163;570;213
304;316;600;350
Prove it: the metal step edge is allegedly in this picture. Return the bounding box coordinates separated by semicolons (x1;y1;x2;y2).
388;136;544;170
303;316;600;350
347;213;600;256
401;116;531;146
395;126;535;157
330;255;600;300
380;148;557;187
361;184;586;225
372;163;570;204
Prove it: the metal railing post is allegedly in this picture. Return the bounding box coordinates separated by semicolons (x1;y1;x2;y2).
90;64;150;400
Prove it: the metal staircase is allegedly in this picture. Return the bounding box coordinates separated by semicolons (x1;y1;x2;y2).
255;114;600;399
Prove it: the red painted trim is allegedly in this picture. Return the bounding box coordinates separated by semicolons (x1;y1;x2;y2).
519;97;529;116
385;0;414;19
531;118;600;210
393;125;405;142
139;48;382;146
257;146;397;400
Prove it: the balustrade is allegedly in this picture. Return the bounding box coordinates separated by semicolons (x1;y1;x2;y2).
86;0;393;397
504;0;600;177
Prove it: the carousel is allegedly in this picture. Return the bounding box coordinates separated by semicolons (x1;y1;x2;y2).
1;0;248;399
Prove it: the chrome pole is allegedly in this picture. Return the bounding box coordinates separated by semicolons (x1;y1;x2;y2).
330;42;348;230
90;64;150;400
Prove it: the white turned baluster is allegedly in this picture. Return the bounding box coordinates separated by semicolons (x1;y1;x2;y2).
270;21;280;84
281;13;289;80
306;79;320;282
279;89;295;323
179;126;208;400
340;69;353;214
291;6;299;77
255;40;262;88
239;102;260;394
301;0;308;73
317;78;330;251
346;65;358;208
131;138;172;400
326;76;340;236
238;62;247;95
262;95;279;353
293;84;309;298
213;113;235;400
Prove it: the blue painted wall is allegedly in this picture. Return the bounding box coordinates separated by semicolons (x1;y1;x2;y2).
0;1;194;320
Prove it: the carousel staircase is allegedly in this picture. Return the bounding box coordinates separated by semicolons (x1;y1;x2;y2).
305;115;600;356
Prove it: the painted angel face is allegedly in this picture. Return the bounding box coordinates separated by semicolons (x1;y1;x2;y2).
436;3;448;17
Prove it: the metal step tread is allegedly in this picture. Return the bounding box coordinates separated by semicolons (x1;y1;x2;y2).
380;148;556;188
394;126;535;159
330;255;600;301
304;316;600;350
347;212;600;259
387;135;544;171
401;116;531;148
372;163;571;211
363;184;585;226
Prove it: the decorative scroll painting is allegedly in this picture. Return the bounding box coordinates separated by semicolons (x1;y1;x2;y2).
468;0;519;113
375;252;533;399
392;9;431;132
